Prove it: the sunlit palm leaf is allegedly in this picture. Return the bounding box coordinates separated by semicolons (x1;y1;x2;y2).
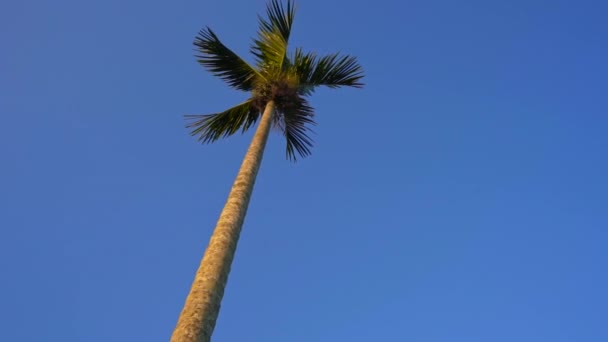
194;28;262;91
252;32;287;75
251;0;295;73
185;100;260;143
292;49;364;94
260;0;294;41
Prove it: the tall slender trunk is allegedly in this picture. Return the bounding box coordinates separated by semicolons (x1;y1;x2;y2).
171;101;276;342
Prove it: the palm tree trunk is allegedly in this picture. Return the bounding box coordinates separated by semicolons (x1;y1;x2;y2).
171;101;276;342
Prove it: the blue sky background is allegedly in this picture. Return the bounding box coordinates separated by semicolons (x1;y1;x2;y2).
2;0;607;341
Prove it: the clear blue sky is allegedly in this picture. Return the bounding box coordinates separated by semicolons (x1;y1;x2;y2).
2;0;607;341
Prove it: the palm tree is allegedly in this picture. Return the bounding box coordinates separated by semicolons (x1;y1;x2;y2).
171;1;363;341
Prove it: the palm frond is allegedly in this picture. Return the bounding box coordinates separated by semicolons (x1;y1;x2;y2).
261;0;294;42
292;49;364;94
251;0;295;73
185;100;260;143
274;95;316;160
194;28;263;91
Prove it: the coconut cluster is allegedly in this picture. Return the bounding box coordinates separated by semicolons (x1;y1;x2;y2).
252;78;304;114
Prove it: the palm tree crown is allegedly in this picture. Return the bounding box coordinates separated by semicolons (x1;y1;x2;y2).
186;0;364;160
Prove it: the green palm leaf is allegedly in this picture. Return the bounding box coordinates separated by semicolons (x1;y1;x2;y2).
251;0;295;74
260;0;294;41
293;48;364;94
274;95;316;160
185;100;260;143
194;28;263;91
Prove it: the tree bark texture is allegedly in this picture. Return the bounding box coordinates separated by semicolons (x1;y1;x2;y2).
171;101;276;342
